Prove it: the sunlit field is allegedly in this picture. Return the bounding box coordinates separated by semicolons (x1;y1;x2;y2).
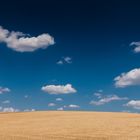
0;111;140;140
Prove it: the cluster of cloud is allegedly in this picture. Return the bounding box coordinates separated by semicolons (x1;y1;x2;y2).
0;107;19;112
114;41;140;88
41;84;77;94
125;100;140;110
0;87;10;94
114;68;140;88
1;28;140;112
130;41;140;53
114;45;140;109
0;107;36;112
57;104;80;111
0;26;54;52
48;98;64;108
90;94;128;106
57;57;72;65
0;104;36;112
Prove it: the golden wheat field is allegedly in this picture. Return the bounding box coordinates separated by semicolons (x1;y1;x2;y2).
0;111;140;140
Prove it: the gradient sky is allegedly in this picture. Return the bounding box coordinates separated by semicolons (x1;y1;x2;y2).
1;0;140;112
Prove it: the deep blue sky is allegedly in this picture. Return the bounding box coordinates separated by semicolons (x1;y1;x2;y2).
1;0;140;112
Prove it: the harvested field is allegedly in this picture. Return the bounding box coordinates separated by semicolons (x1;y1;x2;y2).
0;111;140;140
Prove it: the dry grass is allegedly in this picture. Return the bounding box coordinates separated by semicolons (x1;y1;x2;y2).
0;111;140;140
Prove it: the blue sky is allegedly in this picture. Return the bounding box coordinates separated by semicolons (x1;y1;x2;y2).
1;0;140;112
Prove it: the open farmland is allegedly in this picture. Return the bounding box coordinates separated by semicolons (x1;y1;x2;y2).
0;111;140;140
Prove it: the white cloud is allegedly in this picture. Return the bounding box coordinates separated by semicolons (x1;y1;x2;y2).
114;68;140;88
48;103;56;107
130;42;140;53
56;60;63;65
0;26;54;52
125;100;140;109
94;93;102;99
90;95;128;106
0;26;9;42
56;98;63;101
68;104;80;108
41;84;77;94
57;57;72;65
64;57;72;64
63;105;67;108
57;107;64;111
31;109;35;112
98;89;103;92
24;95;28;98
0;87;10;94
122;110;131;113
24;109;35;112
2;100;10;104
2;107;19;112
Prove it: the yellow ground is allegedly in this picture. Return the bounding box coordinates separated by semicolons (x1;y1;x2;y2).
0;111;140;140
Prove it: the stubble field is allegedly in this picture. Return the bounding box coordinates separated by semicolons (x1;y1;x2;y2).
0;111;140;140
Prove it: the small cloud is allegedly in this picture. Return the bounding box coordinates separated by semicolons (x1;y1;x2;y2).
125;100;140;110
31;109;35;112
57;57;72;65
63;57;72;64
56;98;63;101
2;107;19;112
24;109;35;112
130;41;140;53
56;60;63;65
114;68;140;88
63;104;80;109
2;100;10;104
0;26;54;52
41;84;77;94
63;105;67;108
57;107;64;111
0;87;10;94
98;89;103;92
122;110;131;113
94;93;102;99
90;95;128;106
24;95;29;98
68;104;80;108
48;103;56;107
